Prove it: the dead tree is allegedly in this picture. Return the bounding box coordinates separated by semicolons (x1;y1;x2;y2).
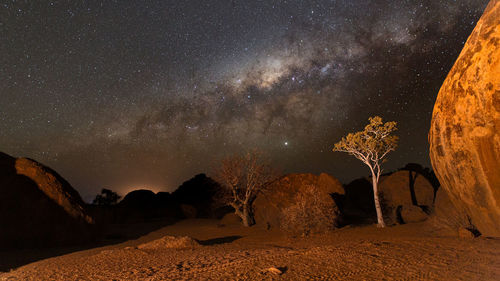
333;116;398;228
215;151;277;227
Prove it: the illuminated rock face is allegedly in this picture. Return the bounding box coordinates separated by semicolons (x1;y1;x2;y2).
378;170;435;225
429;1;500;236
14;157;93;224
0;152;93;249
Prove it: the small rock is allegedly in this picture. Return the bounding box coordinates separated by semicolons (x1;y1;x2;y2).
400;205;429;223
266;267;283;275
138;236;200;249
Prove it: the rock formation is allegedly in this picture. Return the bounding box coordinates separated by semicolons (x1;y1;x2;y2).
399;205;428;224
253;173;344;229
116;189;182;222
428;1;500;236
378;170;435;224
0;152;94;249
92;174;223;224
171;173;222;218
14;157;93;224
430;187;477;236
120;189;158;207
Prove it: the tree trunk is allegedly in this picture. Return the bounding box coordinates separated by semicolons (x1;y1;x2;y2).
372;173;386;228
241;204;255;227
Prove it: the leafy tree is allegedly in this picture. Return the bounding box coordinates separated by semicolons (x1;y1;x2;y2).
214;151;278;227
92;188;121;206
333;116;398;227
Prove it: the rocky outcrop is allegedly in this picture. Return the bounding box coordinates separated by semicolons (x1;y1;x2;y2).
14;157;93;224
254;173;344;229
171;174;221;218
0;152;94;249
91;174;223;224
378;170;435;225
428;1;500;236
116;190;182;222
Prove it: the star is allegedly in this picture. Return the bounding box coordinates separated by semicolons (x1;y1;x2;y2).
0;0;488;200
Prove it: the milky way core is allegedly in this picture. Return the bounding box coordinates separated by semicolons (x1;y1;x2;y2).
0;0;488;200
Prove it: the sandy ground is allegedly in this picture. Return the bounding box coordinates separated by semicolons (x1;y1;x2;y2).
1;219;499;280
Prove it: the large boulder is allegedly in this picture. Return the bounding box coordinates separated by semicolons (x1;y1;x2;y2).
428;1;500;236
171;174;221;218
430;187;473;235
120;189;157;207
254;173;344;229
109;173;224;223
399;205;428;224
378;170;435;224
0;152;94;249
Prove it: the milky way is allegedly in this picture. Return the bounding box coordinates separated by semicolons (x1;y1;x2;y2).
0;0;489;200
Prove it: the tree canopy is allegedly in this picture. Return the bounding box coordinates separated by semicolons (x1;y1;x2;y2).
333;116;398;169
92;188;121;206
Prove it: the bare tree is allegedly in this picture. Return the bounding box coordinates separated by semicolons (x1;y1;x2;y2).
333;116;398;227
214;151;278;227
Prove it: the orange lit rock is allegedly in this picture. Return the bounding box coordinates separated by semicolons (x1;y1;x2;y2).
431;187;470;233
378;170;434;224
15;157;93;224
429;1;500;236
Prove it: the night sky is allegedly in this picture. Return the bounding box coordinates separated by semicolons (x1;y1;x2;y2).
0;0;489;201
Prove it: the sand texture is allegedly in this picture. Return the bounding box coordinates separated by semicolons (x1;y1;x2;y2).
1;219;499;280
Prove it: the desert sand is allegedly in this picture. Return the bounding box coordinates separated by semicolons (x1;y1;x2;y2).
1;219;499;281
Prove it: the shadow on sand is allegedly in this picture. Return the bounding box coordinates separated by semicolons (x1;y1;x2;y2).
0;218;177;272
197;235;242;245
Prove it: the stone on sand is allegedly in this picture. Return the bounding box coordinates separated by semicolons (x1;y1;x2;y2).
138;236;200;250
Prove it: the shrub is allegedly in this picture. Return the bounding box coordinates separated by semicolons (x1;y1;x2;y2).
280;185;339;236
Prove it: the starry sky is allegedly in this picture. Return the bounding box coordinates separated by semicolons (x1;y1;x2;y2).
0;0;489;201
